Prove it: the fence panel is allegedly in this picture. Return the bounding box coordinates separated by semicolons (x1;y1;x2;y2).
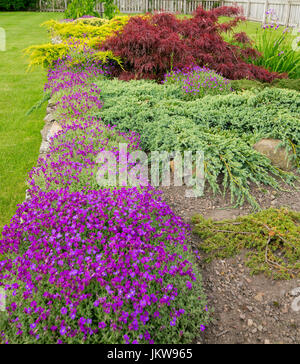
37;0;300;26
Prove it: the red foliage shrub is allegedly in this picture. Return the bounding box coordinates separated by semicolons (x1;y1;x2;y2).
100;6;285;82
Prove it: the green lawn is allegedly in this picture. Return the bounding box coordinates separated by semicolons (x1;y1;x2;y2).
0;12;62;234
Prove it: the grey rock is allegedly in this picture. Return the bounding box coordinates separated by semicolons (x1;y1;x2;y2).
253;138;294;171
44;113;56;123
40;141;50;154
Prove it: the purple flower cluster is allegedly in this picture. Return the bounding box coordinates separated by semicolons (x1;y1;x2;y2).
0;187;200;344
45;52;111;96
58;86;103;118
45;50;119;122
164;66;232;98
28;119;140;193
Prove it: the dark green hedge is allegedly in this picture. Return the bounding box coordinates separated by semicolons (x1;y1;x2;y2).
0;0;37;10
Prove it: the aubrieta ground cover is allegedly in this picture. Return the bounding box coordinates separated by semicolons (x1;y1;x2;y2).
0;14;210;344
0;188;208;344
163;66;232;99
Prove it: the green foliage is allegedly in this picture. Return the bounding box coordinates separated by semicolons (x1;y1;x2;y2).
99;0;120;19
251;26;300;79
231;78;300;93
24;43;69;69
192;208;300;279
92;79;299;209
43;16;129;43
0;0;36;10
25;91;51;116
74;16;109;26
230;79;267;92
65;0;99;19
271;78;300;92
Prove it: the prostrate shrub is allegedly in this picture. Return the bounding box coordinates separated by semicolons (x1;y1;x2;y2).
230;78;300;92
0;188;209;344
192;208;300;279
95;79;299;208
271;78;300;92
100;7;284;82
230;79;267;92
163;66;233;99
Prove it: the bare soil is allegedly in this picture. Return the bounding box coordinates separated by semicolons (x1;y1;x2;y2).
160;176;300;344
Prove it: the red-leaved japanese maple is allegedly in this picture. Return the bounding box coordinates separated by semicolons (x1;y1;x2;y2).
99;6;285;82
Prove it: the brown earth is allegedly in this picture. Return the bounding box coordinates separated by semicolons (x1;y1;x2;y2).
160;176;300;344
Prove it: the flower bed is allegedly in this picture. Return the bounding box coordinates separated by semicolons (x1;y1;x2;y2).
0;187;209;344
0;12;210;344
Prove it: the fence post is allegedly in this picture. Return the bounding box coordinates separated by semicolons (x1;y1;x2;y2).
284;1;291;26
262;0;269;24
246;0;251;18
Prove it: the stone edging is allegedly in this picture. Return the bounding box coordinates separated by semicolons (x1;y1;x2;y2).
25;101;61;201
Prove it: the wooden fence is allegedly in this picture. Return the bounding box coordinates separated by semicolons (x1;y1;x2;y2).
37;0;300;27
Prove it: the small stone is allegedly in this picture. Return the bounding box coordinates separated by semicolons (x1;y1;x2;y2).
264;339;270;344
47;122;62;141
247;319;253;327
44;113;56;123
25;190;31;201
254;292;264;302
40;141;50;154
240;314;246;321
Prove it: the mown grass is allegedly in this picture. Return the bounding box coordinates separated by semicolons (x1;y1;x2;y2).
0;12;63;234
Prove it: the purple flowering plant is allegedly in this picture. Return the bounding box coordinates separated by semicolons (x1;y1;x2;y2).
163;66;232;99
0;188;209;344
28;119;140;193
